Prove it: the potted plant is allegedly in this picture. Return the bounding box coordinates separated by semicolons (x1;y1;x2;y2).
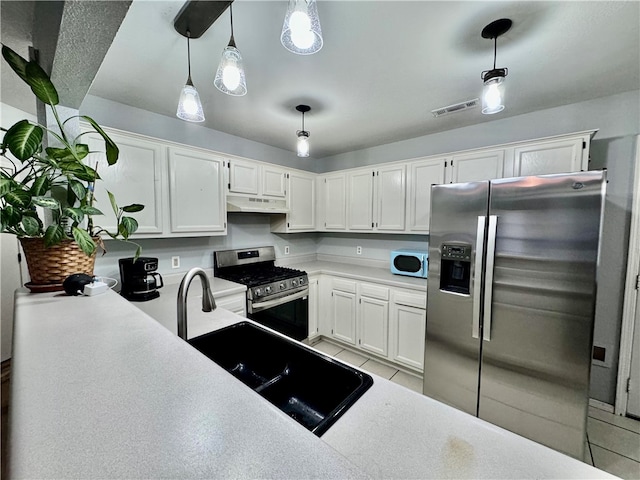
0;45;144;291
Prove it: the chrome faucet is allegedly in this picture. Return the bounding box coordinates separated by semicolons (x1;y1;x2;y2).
177;267;216;340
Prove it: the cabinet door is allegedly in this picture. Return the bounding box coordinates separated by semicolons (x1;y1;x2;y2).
229;159;259;195
513;136;587;176
288;171;316;230
168;147;226;233
262;165;287;198
348;170;374;230
331;290;357;344
84;130;164;235
450;149;505;183
324;174;347;230
308;277;319;339
407;157;447;232
358;296;389;356
376;164;406;231
390;303;426;371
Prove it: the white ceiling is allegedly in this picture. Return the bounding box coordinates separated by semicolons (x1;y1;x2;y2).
9;1;640;159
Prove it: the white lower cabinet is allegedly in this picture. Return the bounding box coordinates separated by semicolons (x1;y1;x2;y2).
389;290;427;371
358;284;389;356
215;292;246;317
330;279;358;344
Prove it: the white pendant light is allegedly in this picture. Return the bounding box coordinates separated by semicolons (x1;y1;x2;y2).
176;31;205;122
296;105;311;157
214;4;247;96
480;19;512;115
281;0;323;55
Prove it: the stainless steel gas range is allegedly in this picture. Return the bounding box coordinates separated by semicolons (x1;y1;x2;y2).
213;246;309;340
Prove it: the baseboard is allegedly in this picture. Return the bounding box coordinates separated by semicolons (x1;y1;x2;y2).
589;398;615;413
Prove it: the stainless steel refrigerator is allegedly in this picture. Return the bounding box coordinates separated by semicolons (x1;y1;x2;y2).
423;170;606;459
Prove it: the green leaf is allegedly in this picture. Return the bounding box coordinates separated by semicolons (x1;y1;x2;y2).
30;175;50;196
1;206;22;227
5;189;31;208
119;216;138;239
107;190;118;216
80;116;119;165
80;206;103;216
69;180;87;201
0;177;13;197
24;60;59;106
58;161;98;182
133;244;142;262
4;120;43;161
1;45;28;84
72;227;96;257
44;224;65;247
45;146;75;161
74;143;89;160
21;216;40;236
63;207;84;224
32;196;60;210
122;203;145;213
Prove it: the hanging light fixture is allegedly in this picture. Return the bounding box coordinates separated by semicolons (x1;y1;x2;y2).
214;3;247;96
281;0;323;55
480;18;512;115
176;31;205;122
295;105;311;157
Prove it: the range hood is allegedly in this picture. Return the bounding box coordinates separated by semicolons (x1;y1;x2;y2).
226;195;289;214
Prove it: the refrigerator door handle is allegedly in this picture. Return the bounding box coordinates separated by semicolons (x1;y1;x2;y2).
483;215;498;342
472;216;486;339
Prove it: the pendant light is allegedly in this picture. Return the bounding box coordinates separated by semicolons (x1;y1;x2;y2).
480;18;512;115
296;105;311;157
214;4;247;96
176;31;205;122
281;0;323;55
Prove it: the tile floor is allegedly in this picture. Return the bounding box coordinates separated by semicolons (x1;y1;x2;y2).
311;338;640;480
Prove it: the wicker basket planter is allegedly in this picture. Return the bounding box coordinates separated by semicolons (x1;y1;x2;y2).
19;237;97;292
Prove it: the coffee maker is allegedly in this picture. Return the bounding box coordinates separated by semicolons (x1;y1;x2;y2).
119;257;164;301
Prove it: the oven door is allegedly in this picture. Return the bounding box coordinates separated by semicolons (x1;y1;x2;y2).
247;288;309;341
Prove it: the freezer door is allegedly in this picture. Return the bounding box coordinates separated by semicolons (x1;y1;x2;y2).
424;181;489;415
478;171;605;459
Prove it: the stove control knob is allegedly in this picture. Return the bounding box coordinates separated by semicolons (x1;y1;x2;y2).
265;286;272;294
279;282;286;290
299;277;306;285
254;288;262;297
291;279;298;287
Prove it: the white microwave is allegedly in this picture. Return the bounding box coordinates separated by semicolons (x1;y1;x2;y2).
390;249;428;278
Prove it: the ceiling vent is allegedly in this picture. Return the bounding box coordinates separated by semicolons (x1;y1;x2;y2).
431;98;479;118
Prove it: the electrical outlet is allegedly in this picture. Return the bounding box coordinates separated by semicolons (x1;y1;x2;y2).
171;256;180;269
284;246;290;255
356;246;362;255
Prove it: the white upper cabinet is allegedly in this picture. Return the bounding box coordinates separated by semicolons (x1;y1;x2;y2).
348;169;375;230
168;147;226;234
406;157;448;233
513;134;590;177
450;149;506;183
262;165;287;198
228;158;259;195
375;164;406;231
271;170;316;232
84;128;164;236
322;173;347;230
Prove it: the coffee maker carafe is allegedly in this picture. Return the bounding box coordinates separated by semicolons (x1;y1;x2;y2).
119;257;164;301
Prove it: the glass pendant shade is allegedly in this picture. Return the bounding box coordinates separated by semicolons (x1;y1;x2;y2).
177;80;205;122
281;0;323;55
297;131;310;157
214;43;247;96
482;76;505;115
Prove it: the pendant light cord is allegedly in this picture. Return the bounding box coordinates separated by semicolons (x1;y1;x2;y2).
229;4;236;47
493;36;497;70
301;111;305;131
186;30;193;83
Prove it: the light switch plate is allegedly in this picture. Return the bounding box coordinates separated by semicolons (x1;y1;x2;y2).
171;256;180;269
284;246;290;255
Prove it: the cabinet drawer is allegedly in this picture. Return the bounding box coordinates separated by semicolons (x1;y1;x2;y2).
332;278;357;294
393;291;426;309
360;283;389;301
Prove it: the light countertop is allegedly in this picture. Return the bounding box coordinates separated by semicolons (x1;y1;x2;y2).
9;287;616;479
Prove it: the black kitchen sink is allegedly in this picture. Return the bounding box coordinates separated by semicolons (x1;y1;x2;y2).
188;321;373;436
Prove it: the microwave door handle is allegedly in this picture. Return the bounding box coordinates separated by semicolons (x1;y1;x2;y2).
472;216;486;339
482;215;498;342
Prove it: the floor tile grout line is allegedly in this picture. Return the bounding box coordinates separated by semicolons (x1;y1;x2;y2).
588;442;640;464
589;415;640;436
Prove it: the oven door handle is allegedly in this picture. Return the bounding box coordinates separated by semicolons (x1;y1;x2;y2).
248;287;309;314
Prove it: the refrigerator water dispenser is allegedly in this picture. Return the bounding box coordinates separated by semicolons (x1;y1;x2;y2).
439;243;472;295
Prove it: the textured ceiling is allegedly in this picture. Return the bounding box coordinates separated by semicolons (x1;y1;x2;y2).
4;1;640;159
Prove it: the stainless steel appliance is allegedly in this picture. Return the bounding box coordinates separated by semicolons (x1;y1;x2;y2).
119;257;164;301
424;171;606;459
214;246;309;340
390;248;428;278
